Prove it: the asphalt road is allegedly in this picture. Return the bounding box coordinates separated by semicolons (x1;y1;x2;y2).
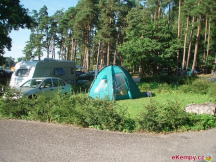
0;119;215;162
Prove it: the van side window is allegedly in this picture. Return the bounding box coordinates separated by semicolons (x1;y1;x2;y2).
15;69;30;77
54;68;65;76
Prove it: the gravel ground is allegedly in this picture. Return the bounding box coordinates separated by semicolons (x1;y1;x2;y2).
0;119;215;162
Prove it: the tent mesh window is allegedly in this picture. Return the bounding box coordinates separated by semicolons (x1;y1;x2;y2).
114;73;128;96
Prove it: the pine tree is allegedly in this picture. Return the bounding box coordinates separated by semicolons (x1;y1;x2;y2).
73;0;99;70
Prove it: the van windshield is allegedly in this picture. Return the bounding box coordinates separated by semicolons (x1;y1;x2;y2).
15;69;30;77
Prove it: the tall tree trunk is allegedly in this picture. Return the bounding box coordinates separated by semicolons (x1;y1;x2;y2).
86;25;91;71
205;16;212;74
37;47;41;61
158;0;161;18
182;15;189;70
139;59;142;78
96;40;101;69
52;38;55;59
65;47;68;60
107;41;110;66
100;44;105;69
80;54;84;66
74;41;77;62
60;35;64;60
168;0;170;29
83;47;87;69
151;12;154;21
107;9;113;66
85;47;89;70
203;14;208;63
120;31;126;65
177;0;181;75
113;27;121;65
186;16;195;71
71;38;74;61
46;29;50;59
47;45;49;58
191;15;201;74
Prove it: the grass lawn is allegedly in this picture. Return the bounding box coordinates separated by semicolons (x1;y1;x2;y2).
117;83;214;119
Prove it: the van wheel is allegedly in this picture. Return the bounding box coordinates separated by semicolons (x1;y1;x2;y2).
29;94;37;99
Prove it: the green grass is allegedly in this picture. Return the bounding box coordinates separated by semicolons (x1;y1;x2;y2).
117;92;212;119
117;81;215;119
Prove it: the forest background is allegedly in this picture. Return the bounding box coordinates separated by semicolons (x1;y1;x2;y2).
1;0;216;76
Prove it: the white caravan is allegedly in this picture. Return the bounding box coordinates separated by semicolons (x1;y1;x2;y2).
10;59;76;88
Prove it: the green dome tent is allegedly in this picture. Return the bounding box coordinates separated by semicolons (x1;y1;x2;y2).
89;65;142;100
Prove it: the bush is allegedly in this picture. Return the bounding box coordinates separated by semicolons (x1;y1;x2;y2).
190;79;211;95
179;78;213;95
138;84;151;93
189;114;216;130
155;83;172;93
137;100;190;132
1;88;215;133
140;75;194;85
0;93;134;132
0;97;30;119
207;83;216;100
136;99;216;133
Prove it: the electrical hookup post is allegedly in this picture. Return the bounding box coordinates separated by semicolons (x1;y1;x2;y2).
172;154;213;161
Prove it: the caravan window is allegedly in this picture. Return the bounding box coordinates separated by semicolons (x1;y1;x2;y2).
54;68;65;76
15;69;30;77
71;68;75;74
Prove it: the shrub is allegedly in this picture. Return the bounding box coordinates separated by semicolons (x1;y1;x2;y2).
140;75;194;85
178;84;192;93
207;83;216;100
155;83;172;93
178;78;213;95
136;101;162;132
0;97;30;118
137;99;190;132
188;114;216;130
0;93;134;132
1;87;215;133
137;98;216;133
190;79;211;95
138;84;151;93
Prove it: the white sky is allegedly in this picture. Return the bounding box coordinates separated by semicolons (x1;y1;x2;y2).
5;0;79;61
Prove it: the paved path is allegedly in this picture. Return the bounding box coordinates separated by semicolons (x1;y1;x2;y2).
0;119;215;162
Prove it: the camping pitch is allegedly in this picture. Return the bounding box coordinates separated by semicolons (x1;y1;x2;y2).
89;65;142;101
